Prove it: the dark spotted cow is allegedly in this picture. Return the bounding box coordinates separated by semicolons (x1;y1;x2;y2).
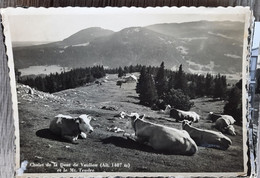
49;114;93;143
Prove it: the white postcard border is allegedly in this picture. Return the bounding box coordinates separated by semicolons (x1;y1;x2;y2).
1;6;252;177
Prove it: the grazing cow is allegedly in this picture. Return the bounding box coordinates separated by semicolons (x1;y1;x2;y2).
124;113;198;155
182;121;232;150
207;112;236;135
170;108;200;122
49;114;93;143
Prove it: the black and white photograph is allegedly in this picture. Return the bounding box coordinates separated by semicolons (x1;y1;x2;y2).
2;7;250;177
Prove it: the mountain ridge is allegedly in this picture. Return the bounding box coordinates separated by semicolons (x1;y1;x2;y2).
13;21;244;76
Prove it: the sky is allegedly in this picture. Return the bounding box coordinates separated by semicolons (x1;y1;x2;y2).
4;7;247;42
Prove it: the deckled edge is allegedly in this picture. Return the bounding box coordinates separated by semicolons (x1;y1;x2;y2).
0;8;20;177
0;6;251;15
246;11;256;177
0;6;252;178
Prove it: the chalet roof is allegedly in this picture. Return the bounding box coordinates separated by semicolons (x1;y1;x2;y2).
124;74;137;81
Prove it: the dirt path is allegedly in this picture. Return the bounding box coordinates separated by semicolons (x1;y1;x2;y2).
17;74;244;173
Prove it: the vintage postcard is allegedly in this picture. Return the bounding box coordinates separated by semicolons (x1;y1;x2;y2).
1;7;251;177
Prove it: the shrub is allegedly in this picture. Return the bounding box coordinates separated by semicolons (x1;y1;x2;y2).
223;85;242;125
162;89;193;111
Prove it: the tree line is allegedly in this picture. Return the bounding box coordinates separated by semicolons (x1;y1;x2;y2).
136;62;228;109
105;64;144;77
106;63;228;100
135;62;242;124
18;66;105;93
17;62;242;123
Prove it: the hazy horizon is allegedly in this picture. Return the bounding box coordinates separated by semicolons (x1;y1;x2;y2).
11;20;244;47
6;7;245;43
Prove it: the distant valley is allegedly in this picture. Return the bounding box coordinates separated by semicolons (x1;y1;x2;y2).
19;65;71;77
13;21;244;77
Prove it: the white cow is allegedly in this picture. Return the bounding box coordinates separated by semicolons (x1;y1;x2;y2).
170;108;200;122
182;121;232;150
207;112;236;135
124;113;198;155
49;114;93;143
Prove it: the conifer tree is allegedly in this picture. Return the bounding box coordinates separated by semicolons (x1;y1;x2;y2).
35;76;46;92
137;67;158;106
205;73;214;96
155;62;167;98
136;66;146;94
124;66;129;74
213;74;226;99
139;73;158;106
174;64;188;93
187;81;196;99
195;75;205;97
118;67;124;78
129;65;134;73
168;73;175;91
221;75;227;90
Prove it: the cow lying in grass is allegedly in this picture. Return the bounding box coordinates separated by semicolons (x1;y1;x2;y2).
170;108;200;122
182;120;232;150
158;105;172;115
207;112;236;135
124;113;198;155
49;114;93;144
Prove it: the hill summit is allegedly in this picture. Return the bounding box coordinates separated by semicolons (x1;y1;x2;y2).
13;21;244;77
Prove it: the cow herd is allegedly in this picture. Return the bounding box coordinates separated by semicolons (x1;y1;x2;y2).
48;106;238;156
